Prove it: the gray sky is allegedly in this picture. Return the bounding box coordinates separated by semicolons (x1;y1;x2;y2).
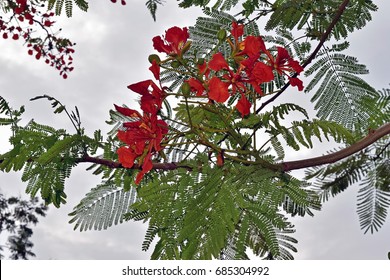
0;1;389;260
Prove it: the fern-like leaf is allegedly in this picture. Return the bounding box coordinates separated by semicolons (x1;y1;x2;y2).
48;0;88;17
69;180;137;231
357;173;390;234
305;52;377;130
266;0;377;41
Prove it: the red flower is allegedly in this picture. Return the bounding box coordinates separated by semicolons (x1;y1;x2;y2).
14;0;27;14
115;105;169;184
241;57;274;95
209;52;246;96
208;77;230;102
127;80;165;115
267;47;304;75
44;20;54;27
197;60;210;77
117;145;142;168
152;26;190;56
114;104;142;118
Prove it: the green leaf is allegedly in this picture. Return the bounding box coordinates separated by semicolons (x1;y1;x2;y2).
47;0;88;17
305;52;377;130
69;180;137;231
36;135;81;165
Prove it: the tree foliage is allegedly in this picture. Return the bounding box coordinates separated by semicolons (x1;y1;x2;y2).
0;193;48;259
0;0;389;259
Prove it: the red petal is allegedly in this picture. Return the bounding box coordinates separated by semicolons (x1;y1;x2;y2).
152;36;172;54
208;52;229;72
117;146;137;168
276;47;291;65
135;171;146;185
208;77;230;103
198;61;209;76
242;36;266;57
150;82;164;100
187;78;205;96
236;95;251;117
251;62;274;83
114;104;142;118
289;77;304;91
231;22;244;40
157;119;169;136
127;80;152;95
165;26;189;50
141;153;153;173
149;60;160;80
288;59;304;74
135;153;154;184
140;94;158;115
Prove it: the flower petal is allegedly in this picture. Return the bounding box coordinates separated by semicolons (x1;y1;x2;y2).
114;104;142;118
251;62;274;83
149;60;160;80
165;26;189;50
127;80;152;95
208;77;230;103
289;77;304;91
117;146;137;168
209;52;229;72
242;36;266;57
152;36;172;54
187;78;205;96
231;22;244;40
236;95;251;117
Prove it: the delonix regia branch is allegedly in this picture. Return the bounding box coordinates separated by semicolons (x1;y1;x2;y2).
72;122;390;172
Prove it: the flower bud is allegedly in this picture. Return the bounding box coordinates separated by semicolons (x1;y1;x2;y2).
217;29;227;42
148;54;161;64
181;82;191;96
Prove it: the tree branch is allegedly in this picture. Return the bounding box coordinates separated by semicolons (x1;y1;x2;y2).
279;122;390;172
76;122;389;172
75;155;193;171
0;122;388;175
256;0;351;114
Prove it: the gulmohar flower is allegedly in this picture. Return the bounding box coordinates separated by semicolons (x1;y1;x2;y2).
115;105;168;184
152;26;190;57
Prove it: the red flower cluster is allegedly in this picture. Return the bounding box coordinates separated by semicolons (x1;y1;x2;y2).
115;60;168;184
185;22;304;116
116;23;304;182
0;0;75;78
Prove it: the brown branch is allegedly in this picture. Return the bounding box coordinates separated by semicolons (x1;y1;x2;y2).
75;155;193;171
1;122;389;174
279;122;390;172
75;122;390;173
256;0;351;114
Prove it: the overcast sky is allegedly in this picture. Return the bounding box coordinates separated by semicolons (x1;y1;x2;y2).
0;0;389;260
